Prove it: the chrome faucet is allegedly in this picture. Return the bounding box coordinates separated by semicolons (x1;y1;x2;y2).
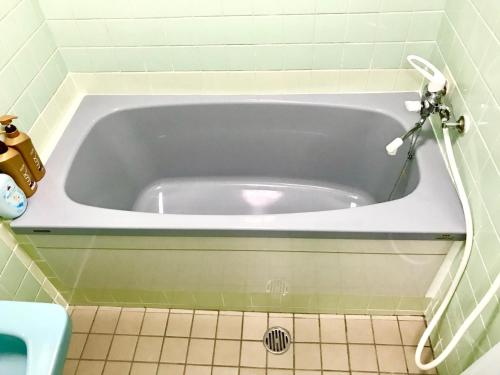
386;56;467;156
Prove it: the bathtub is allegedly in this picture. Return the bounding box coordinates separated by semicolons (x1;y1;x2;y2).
11;93;466;313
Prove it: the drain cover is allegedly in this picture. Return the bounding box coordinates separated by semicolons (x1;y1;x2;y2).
263;327;291;354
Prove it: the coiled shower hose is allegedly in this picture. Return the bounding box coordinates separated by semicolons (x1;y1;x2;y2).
415;127;500;371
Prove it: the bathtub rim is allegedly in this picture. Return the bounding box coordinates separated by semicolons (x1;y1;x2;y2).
12;93;466;240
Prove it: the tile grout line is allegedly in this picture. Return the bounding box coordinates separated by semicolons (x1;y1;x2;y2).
154;308;171;375
128;308;147;374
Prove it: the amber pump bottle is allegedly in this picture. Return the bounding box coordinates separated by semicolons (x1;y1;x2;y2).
0;115;45;181
0;140;37;197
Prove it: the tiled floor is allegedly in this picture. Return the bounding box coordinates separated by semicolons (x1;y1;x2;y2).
64;307;437;375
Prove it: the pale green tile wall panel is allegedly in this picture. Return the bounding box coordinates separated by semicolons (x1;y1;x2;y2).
39;0;445;73
430;0;500;373
0;0;65;304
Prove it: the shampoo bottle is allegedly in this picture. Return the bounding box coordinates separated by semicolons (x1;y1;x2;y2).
0;140;37;197
0;174;27;219
0;115;45;181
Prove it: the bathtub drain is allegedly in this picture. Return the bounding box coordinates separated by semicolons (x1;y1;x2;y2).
263;327;291;354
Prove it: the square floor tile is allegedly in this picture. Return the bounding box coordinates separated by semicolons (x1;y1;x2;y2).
107;335;138;361
63;359;78;375
213;340;240;366
134;336;163;362
346;316;374;344
295;316;320;342
212;367;239;375
141;311;169;336
243;312;267;340
102;361;132;375
91;307;120;334
376;345;407;373
166;313;193;337
115;309;145;335
348;344;378;372
130;363;158;375
71;307;98;333
321;344;349;371
191;313;218;338
240;340;267;367
81;334;112;360
161;337;189;363
240;369;266;375
372;317;402;345
320;315;347;343
295;343;321;370
75;360;105;375
399;319;427;346
217;314;242;339
187;339;215;365
267;346;293;369
269;315;293;337
157;364;185;375
67;333;87;359
185;365;211;375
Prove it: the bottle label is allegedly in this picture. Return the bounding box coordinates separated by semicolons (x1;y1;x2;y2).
19;163;36;190
30;148;43;171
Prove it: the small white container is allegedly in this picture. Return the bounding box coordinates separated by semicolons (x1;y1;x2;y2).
0;174;27;219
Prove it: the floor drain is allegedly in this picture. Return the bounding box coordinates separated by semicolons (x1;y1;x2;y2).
263;327;292;354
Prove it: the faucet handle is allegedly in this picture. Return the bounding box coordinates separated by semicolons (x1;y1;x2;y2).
407;55;447;93
405;101;422;112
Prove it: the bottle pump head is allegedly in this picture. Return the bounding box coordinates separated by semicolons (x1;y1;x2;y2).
0;115;19;137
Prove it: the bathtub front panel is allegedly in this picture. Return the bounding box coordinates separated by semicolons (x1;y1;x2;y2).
22;234;460;314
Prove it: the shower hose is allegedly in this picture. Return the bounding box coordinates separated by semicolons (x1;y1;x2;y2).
415;127;500;371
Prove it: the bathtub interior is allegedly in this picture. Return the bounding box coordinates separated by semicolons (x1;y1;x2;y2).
65;102;420;215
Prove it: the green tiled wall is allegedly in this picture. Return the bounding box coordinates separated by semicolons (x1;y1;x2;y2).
427;0;500;373
38;0;446;72
0;0;66;304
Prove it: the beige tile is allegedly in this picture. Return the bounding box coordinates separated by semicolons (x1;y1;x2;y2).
399;319;428;346
63;359;78;375
295;343;321;370
295;316;320;342
76;360;105;375
267;346;293;369
187;339;215;365
166;313;193;337
240;340;267;368
320;315;346;343
107;335;138;361
239;369;265;375
102;361;132;375
141;311;169;336
170;309;194;314
372;318;402;345
267;370;293;375
323;372;349;375
134;336;163;362
295;372;322;375
216;314;242;339
348;344;378;372
212;366;239;375
321;344;349;371
242;312;267;340
191;313;218;338
346;316;374;343
213;340;240;366
130;363;158;375
91;307;121;334
115;310;145;335
268;315;293;337
185;365;211;375
376;345;407;373
404;346;437;374
157;364;185;375
71;307;98;333
67;333;87;359
161;337;189;363
81;334;113;360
